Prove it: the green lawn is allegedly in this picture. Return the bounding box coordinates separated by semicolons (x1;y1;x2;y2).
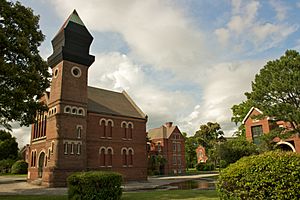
1;190;219;200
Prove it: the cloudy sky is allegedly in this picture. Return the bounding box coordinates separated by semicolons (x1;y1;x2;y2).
13;0;300;147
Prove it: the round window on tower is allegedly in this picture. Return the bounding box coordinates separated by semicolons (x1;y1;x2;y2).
71;66;82;78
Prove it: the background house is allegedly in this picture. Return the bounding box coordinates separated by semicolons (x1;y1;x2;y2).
148;122;186;175
243;107;300;152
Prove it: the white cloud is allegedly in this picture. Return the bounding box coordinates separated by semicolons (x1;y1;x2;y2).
180;59;267;136
214;0;298;53
49;0;208;77
269;0;288;21
88;52;195;129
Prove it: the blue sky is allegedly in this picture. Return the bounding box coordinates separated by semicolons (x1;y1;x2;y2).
13;0;300;146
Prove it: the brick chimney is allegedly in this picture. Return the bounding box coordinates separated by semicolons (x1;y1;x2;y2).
165;122;173;127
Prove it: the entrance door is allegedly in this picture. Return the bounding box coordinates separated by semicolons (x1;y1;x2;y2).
38;152;45;178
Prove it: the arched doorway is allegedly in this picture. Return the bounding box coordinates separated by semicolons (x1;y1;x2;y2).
275;141;296;152
38;152;45;178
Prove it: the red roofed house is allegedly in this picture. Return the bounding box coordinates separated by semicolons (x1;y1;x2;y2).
243;107;300;152
196;145;208;164
148;122;186;175
27;10;148;187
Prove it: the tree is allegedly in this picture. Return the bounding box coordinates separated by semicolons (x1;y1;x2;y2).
184;135;197;168
194;122;224;149
246;50;300;133
218;137;258;168
0;130;18;160
194;122;224;166
231;99;254;136
0;0;50;130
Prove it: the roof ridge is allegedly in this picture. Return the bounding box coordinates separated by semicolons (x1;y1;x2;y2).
88;86;122;94
122;90;146;118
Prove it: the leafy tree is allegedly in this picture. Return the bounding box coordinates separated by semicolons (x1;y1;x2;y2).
0;130;18;160
0;0;50;130
218;137;258;167
231;99;254;136
184;135;197;168
194;122;224;149
194;122;224;166
246;50;300;133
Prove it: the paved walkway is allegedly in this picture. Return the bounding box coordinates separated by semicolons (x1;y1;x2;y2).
0;173;218;195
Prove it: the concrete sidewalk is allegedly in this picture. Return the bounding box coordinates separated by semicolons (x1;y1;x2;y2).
0;173;218;195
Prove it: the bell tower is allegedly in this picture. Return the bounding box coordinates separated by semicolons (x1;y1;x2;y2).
46;10;94;186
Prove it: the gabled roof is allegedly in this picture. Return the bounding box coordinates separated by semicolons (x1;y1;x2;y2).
87;86;146;119
242;107;263;124
148;125;180;140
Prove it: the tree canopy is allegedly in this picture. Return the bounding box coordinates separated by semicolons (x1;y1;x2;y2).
194;122;224;149
0;0;50;130
0;130;18;160
232;50;300;134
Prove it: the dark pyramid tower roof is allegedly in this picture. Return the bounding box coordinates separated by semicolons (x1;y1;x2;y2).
48;10;95;68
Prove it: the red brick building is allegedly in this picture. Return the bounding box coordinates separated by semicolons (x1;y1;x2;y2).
27;10;148;187
243;107;300;152
148;122;186;175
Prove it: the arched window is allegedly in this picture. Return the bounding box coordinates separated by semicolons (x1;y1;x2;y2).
72;107;77;115
64;142;68;154
78;108;85;116
122;149;127;166
77;143;81;155
70;143;74;154
121;122;127;139
100;148;106;166
106;121;113;138
100;119;106;137
64;106;71;113
128;123;133;139
31;151;34;167
128;149;133;166
48;148;51;160
107;148;113;167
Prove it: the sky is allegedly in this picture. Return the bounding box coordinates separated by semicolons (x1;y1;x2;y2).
12;0;300;147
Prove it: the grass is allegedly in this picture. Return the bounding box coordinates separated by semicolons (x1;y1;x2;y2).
0;173;27;177
1;190;219;200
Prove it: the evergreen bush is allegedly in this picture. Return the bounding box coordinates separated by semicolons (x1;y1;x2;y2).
67;171;123;200
11;160;28;174
217;151;300;199
0;159;15;174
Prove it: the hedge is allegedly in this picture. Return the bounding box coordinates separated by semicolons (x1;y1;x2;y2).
196;163;215;171
67;171;123;200
11;160;28;174
217;151;300;200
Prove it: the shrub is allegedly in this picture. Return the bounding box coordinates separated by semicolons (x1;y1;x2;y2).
67;171;123;200
11;160;28;174
0;159;15;174
196;163;215;171
217;151;300;200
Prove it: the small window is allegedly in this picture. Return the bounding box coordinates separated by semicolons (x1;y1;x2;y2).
54;68;58;78
64;106;71;113
78;108;84;116
72;108;77;114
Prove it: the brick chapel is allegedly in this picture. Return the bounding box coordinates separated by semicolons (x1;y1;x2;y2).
27;10;148;187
